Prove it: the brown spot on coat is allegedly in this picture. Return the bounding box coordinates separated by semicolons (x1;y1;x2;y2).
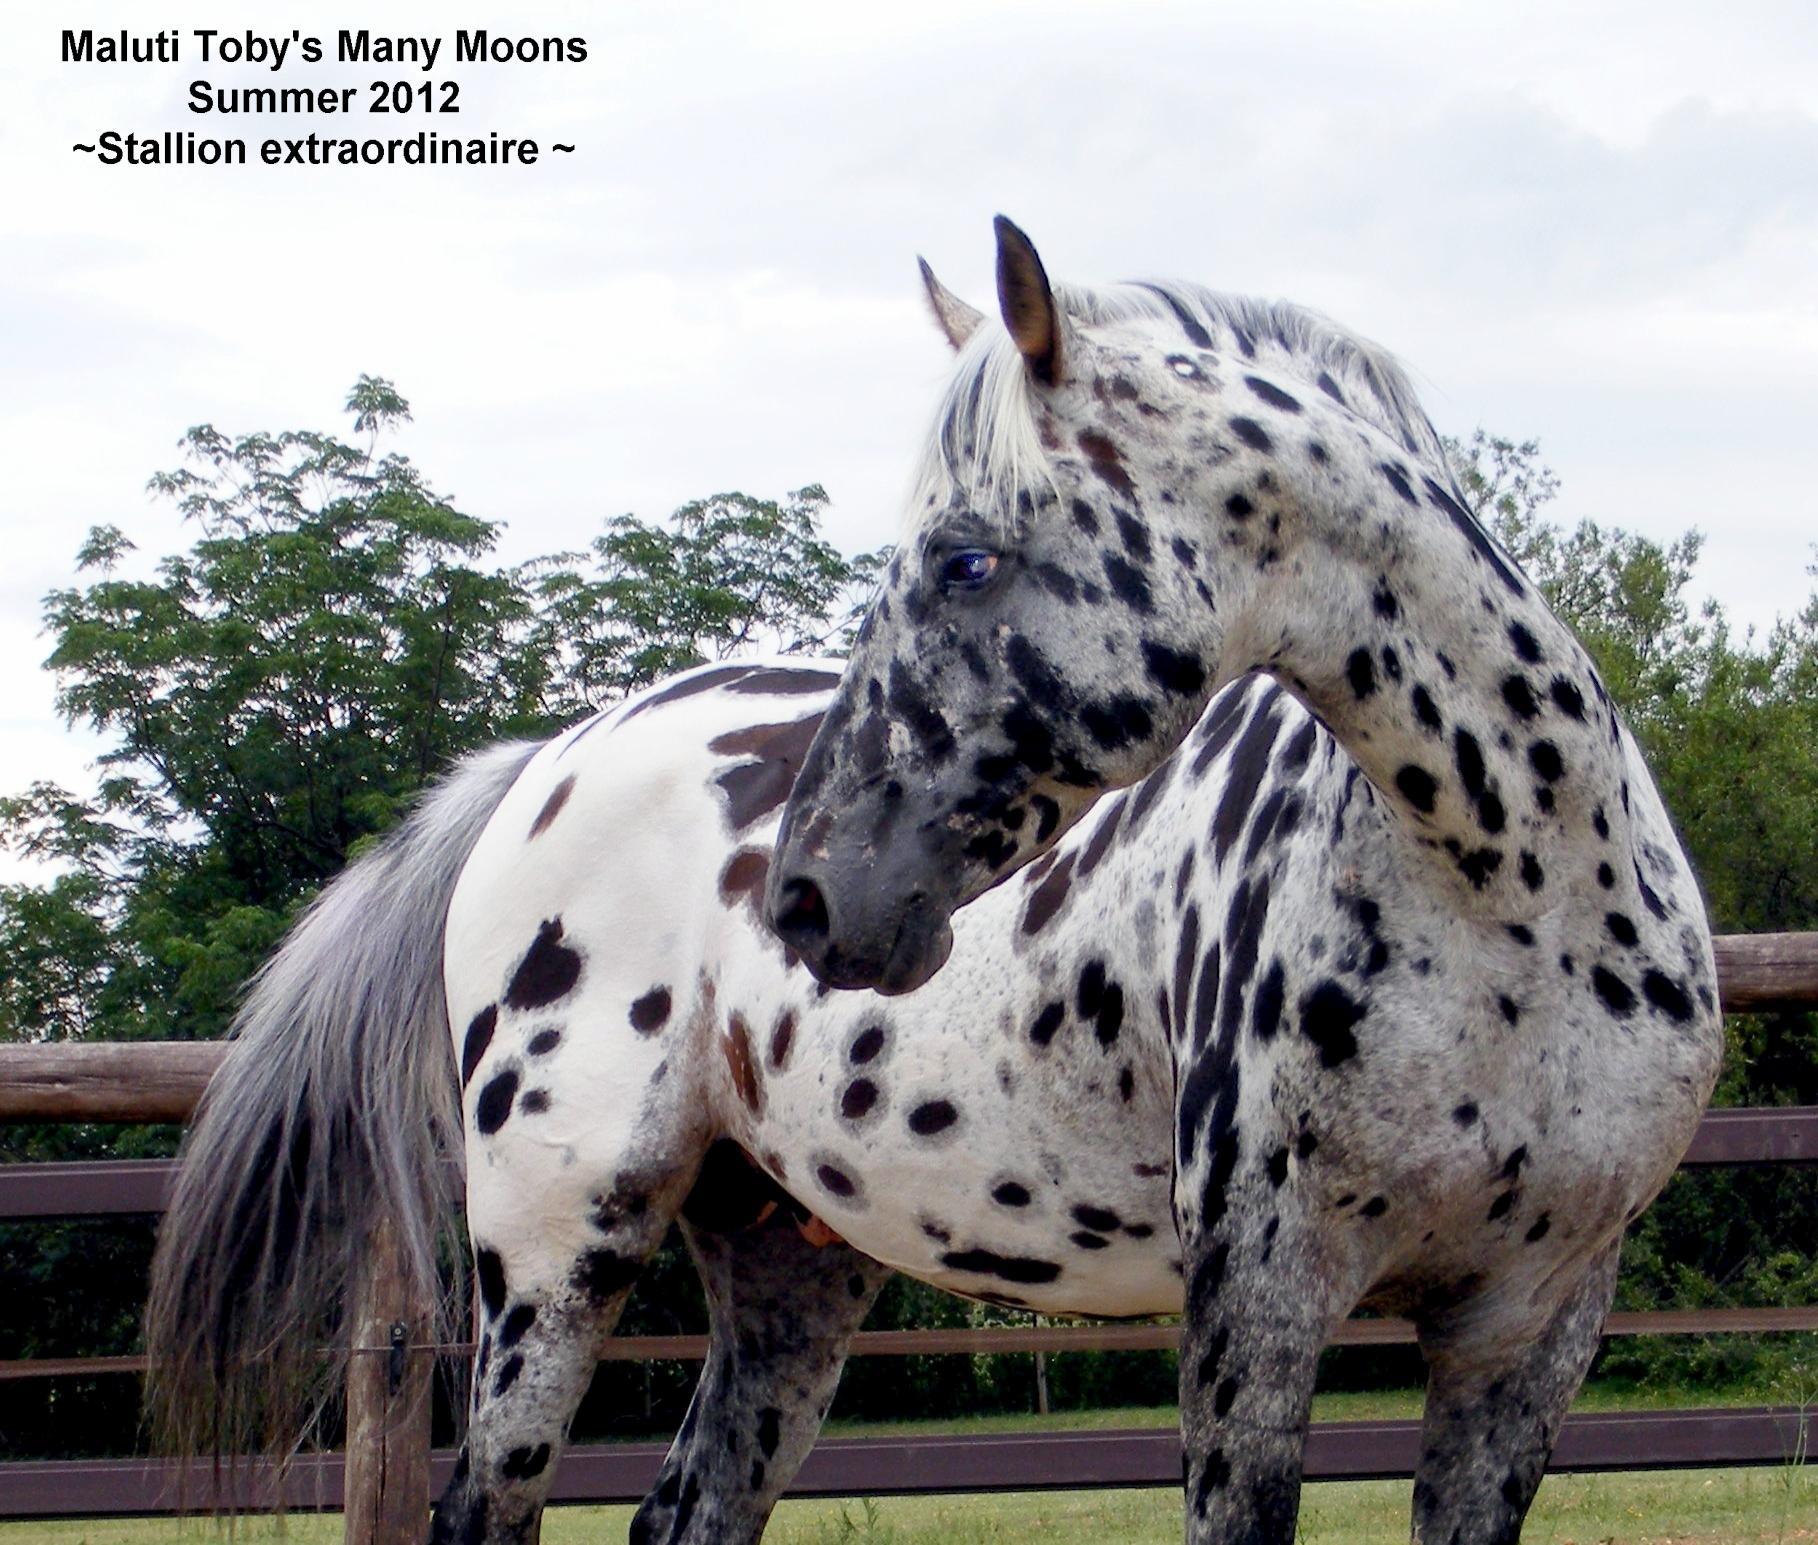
711;715;825;830
768;1010;797;1070
528;774;576;838
724;667;840;697
726;1013;764;1115
1075;793;1127;877
1022;851;1077;935
1076;429;1137;498
719;847;770;911
617;664;771;725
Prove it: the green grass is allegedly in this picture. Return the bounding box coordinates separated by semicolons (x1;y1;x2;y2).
5;1465;1812;1543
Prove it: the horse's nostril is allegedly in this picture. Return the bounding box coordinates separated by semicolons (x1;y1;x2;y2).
773;877;831;947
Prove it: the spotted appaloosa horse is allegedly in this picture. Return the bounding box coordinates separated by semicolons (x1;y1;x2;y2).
148;221;1721;1545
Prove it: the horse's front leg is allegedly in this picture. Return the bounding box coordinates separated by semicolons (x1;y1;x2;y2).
1174;1075;1352;1543
1410;1240;1620;1544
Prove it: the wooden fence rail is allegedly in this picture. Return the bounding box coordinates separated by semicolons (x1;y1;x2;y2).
4;931;1813;1127
2;1102;1813;1225
0;930;1812;1534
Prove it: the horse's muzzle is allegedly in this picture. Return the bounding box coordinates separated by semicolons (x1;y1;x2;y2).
766;866;955;995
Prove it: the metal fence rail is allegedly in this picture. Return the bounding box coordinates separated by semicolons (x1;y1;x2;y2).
0;1406;1808;1518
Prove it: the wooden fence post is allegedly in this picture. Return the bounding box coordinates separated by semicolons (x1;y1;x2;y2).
345;1217;433;1544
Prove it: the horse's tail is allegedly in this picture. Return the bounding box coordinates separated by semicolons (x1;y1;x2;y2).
146;739;538;1465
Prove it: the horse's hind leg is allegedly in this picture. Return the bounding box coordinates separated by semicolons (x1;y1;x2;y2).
431;1165;686;1543
631;1199;893;1544
1410;1240;1620;1545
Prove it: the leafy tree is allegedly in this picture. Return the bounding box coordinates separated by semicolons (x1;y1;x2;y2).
521;486;883;713
3;378;542;1048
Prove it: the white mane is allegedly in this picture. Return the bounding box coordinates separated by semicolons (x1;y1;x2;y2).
908;278;1451;531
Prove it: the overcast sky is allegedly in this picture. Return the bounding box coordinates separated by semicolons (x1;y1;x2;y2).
3;0;1814;877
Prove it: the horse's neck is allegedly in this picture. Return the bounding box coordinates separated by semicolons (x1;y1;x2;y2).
1208;439;1633;922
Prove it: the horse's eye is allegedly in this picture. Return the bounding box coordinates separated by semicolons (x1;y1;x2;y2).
939;549;1000;591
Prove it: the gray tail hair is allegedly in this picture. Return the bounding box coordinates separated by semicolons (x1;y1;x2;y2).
146;740;537;1467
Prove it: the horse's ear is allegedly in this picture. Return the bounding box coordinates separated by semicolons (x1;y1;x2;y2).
918;257;985;351
993;215;1063;386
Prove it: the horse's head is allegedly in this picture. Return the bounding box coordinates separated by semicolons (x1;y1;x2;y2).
767;218;1439;992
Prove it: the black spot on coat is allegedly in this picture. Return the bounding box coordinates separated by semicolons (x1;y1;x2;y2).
816;1162;858;1198
940;1248;1061;1285
498;1303;536;1349
475;1070;520;1136
1101;553;1155;613
461;1005;498;1087
1142;640;1207;696
1244;376;1301;413
909;1100;958;1136
1592;965;1636;1016
1229;417;1273;452
1501;676;1539;719
756;1407;782;1458
1211;698;1283;859
476;1248;507;1318
1300;983;1365;1068
502;1442;551;1480
1396;765;1438;814
575;1247;641;1303
504;920;583;1011
1379;463;1418;504
1643;970;1694;1022
629;987;672;1033
1423;476;1526;595
1508;622;1543;663
1030;1001;1066;1046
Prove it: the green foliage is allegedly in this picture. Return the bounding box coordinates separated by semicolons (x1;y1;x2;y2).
521;487;885;710
6;380;543;1046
